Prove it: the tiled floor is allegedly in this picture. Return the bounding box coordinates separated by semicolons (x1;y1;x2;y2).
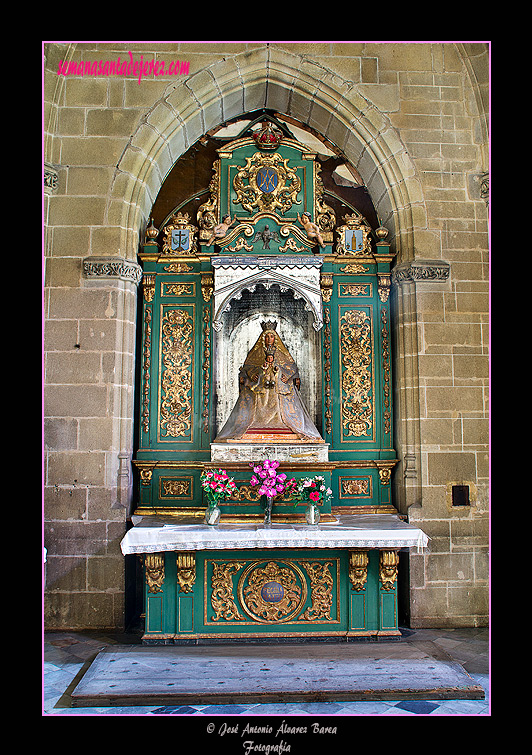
43;627;489;716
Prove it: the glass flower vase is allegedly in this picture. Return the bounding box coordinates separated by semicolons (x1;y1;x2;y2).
305;503;320;525
204;503;221;526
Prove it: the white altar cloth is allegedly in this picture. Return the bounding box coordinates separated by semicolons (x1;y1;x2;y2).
120;514;429;555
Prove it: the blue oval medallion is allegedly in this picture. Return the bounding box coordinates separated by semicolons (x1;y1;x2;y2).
256;166;278;193
261;581;284;603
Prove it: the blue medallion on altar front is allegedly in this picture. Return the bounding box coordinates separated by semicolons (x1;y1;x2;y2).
256;166;278;193
261;581;284;602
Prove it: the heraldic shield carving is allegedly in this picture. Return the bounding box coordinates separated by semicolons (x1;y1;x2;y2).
161;212;198;256
232;152;302;216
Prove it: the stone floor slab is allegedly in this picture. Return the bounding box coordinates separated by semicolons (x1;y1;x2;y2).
71;640;484;708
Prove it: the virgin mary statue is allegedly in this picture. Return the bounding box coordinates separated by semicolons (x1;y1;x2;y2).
214;321;323;443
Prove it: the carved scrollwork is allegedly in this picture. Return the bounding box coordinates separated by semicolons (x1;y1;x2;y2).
160;309;193;438
162;479;191;497
210;562;245;622
342;478;370;496
314;164;336;243
339;284;371;298
202;305;211;433
197;161;220;241
228;484;261;502
300;562;334;621
324;307;332;435
141;305;152;434
381;308;391;435
340;310;373;438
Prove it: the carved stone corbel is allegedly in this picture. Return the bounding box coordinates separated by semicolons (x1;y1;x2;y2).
83;257;143;285
392;259;450;285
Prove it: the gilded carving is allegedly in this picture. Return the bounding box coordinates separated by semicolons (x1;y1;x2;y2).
340;264;370;274
342;478;370;496
163;262;193;273
162;479;191;497
314;164;336;243
197;161;220;241
278;236;307;254
323;307;332;435
381;308;391;434
226;237;254;253
228;484;261;502
201;273;214;303
142;273;155;302
202;305;211;433
176;553;196;594
376;464;392;485
340;310;373;438
349;550;369;591
379;550;399;591
141;305;152;434
145;553;165;593
211;562;245;622
320;274;333;303
160;309;193;439
140;468;153;486
232;152;302;216
162;282;194;297
339;284;370;298
300;562;333;621
240;561;306;624
378;274;391;302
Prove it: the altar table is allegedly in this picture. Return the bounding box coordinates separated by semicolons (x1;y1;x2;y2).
121;515;428;644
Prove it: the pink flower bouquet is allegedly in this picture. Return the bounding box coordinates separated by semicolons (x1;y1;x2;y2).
290;475;332;508
249;460;297;503
200;468;237;508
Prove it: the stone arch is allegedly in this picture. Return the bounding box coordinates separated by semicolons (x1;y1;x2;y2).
110;46;422;263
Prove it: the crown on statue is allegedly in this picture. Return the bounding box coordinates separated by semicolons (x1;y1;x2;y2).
261;320;278;332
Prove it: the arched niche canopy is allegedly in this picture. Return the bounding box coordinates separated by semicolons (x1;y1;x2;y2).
212;278;322;438
211;255;324;333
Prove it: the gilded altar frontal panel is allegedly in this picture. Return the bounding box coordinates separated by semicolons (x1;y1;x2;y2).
141;549;400;642
203;553;342;630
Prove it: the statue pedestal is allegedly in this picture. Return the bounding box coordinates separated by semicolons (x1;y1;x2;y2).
210;441;329;463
